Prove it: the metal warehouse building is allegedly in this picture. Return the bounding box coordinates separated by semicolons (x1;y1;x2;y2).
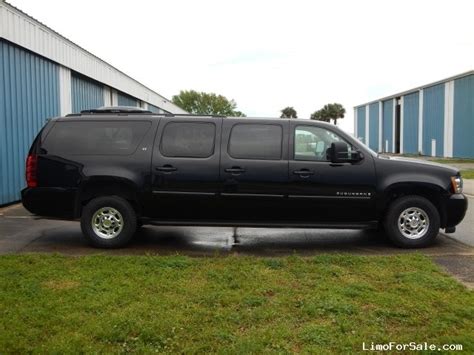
354;70;474;159
0;2;187;205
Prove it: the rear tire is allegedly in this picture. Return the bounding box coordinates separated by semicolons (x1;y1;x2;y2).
384;195;440;248
81;196;137;248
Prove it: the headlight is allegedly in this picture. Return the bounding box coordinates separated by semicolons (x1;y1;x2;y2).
451;176;463;194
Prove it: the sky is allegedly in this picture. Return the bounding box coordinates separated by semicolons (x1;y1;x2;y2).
9;0;474;133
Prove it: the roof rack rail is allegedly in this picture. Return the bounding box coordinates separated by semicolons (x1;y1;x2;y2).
162;113;226;118
78;106;153;114
65;107;227;118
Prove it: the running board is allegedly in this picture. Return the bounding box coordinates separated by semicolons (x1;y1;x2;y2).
141;219;378;229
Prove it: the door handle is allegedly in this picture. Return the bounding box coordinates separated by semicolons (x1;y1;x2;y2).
156;165;177;173
225;167;246;175
293;169;314;178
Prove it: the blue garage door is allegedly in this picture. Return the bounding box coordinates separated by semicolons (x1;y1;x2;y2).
453;74;474;158
356;106;366;143
71;73;104;113
0;40;60;205
422;84;444;157
402;92;419;154
148;103;164;113
382;99;393;153
118;92;138;107
368;102;379;151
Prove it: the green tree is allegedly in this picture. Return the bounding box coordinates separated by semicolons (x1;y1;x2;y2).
172;90;245;116
310;103;346;125
310;109;330;122
280;106;297;118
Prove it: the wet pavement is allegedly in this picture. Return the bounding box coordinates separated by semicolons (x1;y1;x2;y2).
0;204;471;257
4;222;474;257
1;204;473;287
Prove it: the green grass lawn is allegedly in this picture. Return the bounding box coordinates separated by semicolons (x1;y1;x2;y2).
461;169;474;179
1;254;473;353
431;158;474;164
425;158;474;179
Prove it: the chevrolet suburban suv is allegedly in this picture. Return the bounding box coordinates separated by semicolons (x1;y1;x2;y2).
22;107;468;248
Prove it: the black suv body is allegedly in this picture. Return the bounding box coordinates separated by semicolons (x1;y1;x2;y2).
22;108;468;248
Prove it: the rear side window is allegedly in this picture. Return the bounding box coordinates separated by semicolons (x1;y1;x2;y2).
160;122;216;158
43;121;151;155
228;124;282;160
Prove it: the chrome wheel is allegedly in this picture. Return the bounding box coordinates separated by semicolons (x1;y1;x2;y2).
398;207;430;239
91;207;123;239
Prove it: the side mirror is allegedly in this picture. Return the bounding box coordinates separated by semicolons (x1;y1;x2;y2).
330;142;363;163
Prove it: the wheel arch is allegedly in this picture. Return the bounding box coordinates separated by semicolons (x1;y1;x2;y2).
75;177;142;218
379;182;448;227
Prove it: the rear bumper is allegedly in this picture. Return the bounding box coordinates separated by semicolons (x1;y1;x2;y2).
444;193;468;228
21;187;77;219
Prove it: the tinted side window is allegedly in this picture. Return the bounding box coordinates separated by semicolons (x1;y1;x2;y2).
43;121;151;155
294;125;353;161
160;122;215;158
228;124;282;160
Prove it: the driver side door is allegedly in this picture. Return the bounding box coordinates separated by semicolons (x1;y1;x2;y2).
287;122;376;224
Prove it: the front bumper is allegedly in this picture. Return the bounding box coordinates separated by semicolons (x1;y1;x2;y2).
444;193;468;228
21;187;77;219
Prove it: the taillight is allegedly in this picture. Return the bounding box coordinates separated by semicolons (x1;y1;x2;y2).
26;154;38;188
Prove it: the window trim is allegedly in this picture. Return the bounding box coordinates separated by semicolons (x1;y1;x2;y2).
227;123;283;161
159;121;217;159
293;125;352;162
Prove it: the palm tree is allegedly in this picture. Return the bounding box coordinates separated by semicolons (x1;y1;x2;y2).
280;106;297;118
310;103;345;125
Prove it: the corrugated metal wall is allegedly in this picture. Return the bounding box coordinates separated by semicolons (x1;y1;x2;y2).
0;1;187;114
423;84;445;156
402;92;419;154
355;71;474;158
148;103;165;114
0;40;60;205
382;99;393;152
71;73;104;113
368;102;379;151
453;74;474;158
356;106;366;143
117;92;138;107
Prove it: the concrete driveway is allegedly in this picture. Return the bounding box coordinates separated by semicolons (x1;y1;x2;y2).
1;202;473;287
0;203;471;256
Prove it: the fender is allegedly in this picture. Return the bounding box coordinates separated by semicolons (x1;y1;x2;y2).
374;160;455;225
75;176;145;218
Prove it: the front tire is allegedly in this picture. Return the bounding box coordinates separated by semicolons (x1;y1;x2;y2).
384;195;440;248
81;196;137;248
